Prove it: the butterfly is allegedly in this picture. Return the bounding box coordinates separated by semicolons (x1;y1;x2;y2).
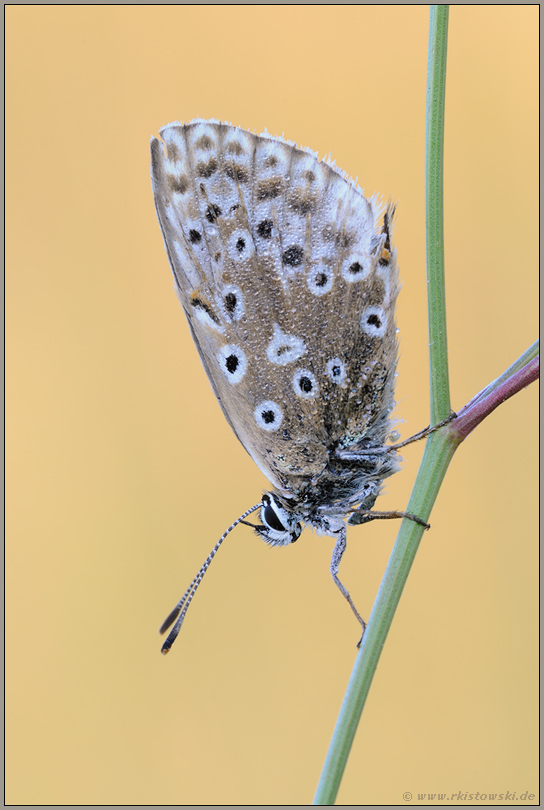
150;119;426;654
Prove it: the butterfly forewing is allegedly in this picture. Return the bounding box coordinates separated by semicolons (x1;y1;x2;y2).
150;120;399;497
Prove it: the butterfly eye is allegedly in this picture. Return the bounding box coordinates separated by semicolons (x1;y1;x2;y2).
259;494;301;546
262;501;286;532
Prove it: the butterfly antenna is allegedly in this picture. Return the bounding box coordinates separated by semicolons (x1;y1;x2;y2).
159;503;261;654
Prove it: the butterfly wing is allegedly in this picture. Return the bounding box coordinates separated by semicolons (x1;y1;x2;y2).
150;120;398;496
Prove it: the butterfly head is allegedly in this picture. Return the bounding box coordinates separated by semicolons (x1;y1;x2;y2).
248;492;302;547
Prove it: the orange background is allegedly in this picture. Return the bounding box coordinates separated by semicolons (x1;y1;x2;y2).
7;6;538;805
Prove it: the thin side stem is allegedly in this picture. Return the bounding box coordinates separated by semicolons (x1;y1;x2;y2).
464;339;539;412
448;355;539;443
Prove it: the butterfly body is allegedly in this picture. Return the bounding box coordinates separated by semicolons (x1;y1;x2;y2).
151;119;400;645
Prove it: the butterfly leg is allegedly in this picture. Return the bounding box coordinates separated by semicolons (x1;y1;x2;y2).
349;509;430;530
388;412;457;451
330;526;367;646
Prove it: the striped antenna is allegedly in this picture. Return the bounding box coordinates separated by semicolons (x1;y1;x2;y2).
159;503;261;654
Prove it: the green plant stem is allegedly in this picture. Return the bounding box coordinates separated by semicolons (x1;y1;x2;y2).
313;432;456;806
426;4;450;424
313;6;537;805
313;343;538;805
313;7;450;804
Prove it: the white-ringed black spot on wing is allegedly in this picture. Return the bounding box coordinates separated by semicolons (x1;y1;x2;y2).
217;344;247;384
360;306;387;338
307;263;334;296
341;254;370;283
254;400;283;432
257;219;273;238
188;229;202;244
282;245;304;268
227;229;254;261
326;358;347;385
205;203;222;223
266;324;306;366
217;285;245;322
292;369;318;399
